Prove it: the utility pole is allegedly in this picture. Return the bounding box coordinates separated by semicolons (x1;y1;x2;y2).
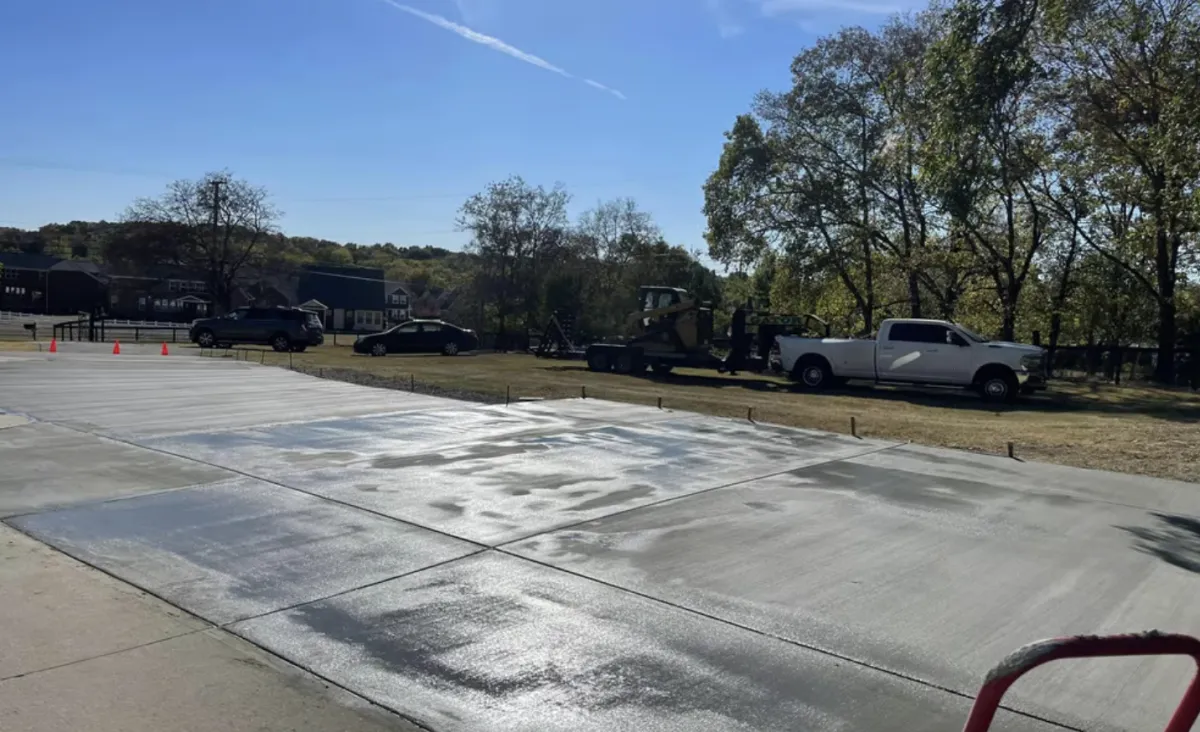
210;178;224;238
210;178;225;314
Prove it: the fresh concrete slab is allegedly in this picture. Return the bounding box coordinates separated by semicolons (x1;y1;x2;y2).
188;412;894;546
4;349;1198;732
10;477;481;624
0;629;421;732
0;421;229;517
0;523;207;680
138;404;581;477
0;352;457;437
855;442;1200;515
232;551;1059;732
507;455;1200;732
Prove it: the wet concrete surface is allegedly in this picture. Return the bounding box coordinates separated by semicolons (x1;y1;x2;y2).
509;455;1200;732
144;406;893;546
233;551;1057;732
0;352;456;436
10;477;479;624
0;422;229;517
3;351;1198;732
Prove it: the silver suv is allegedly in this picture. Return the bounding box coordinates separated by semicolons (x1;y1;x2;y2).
189;307;325;352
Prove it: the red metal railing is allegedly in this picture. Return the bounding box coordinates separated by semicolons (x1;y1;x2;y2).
962;632;1200;732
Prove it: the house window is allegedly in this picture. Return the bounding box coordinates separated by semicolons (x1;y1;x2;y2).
138;296;147;311
168;280;180;292
110;294;119;305
4;286;27;295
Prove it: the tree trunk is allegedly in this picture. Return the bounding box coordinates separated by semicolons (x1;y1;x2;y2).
1047;312;1062;376
1001;305;1017;343
907;271;922;318
1154;297;1177;384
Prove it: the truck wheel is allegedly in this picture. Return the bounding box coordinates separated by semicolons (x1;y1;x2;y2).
194;329;216;348
587;350;612;373
614;350;641;375
793;357;832;390
977;368;1018;404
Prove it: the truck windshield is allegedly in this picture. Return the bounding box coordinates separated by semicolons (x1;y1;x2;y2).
956;325;988;343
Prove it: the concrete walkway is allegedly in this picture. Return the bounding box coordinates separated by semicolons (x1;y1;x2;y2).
0;524;420;732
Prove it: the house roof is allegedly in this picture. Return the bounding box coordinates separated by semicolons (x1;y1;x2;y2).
0;251;63;271
299;299;329;311
297;265;385;311
49;259;107;283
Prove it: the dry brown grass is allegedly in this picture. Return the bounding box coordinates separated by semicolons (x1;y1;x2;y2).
183;343;1200;484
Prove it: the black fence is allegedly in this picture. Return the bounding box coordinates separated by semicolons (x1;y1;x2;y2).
52;318;190;344
1049;345;1199;388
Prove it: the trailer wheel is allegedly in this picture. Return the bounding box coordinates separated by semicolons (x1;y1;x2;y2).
793;356;832;390
587;349;612;373
614;350;641;375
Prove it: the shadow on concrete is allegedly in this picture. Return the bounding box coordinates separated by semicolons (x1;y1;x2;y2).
1119;513;1200;573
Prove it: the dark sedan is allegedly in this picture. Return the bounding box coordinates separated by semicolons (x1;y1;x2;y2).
353;319;479;357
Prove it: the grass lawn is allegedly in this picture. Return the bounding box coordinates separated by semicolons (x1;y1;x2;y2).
194;343;1200;484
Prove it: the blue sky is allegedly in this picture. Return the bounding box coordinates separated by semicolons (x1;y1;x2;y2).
0;0;918;255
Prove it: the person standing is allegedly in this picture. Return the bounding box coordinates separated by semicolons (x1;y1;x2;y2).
721;301;750;375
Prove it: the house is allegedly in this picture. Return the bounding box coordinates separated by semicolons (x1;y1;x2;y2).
0;252;108;316
106;265;213;322
384;281;411;325
297;264;385;331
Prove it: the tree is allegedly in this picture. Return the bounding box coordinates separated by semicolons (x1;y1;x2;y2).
925;0;1054;340
456;176;571;345
117;171;279;313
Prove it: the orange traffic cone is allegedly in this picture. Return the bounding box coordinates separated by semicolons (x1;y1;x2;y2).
49;338;57;354
161;342;169;356
112;340;121;355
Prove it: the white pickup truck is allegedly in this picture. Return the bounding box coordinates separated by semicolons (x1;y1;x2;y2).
774;318;1047;402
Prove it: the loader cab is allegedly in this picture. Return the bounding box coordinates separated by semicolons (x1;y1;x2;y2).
639;286;689;323
635;286;712;351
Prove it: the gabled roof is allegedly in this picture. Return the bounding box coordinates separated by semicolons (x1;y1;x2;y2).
0;251;63;271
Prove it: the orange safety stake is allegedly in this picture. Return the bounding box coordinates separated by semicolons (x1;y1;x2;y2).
161;342;169;356
49;338;58;354
112;340;121;355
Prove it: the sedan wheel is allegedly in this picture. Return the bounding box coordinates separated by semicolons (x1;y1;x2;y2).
443;341;460;356
371;342;388;357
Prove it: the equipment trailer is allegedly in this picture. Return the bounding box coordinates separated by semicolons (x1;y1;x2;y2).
583;286;829;377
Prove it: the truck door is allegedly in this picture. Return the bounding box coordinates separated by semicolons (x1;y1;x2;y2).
879;322;948;382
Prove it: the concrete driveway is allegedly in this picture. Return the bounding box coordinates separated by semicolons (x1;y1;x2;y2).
2;350;1197;731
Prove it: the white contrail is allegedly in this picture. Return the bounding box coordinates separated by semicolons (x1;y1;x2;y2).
380;1;625;100
584;79;627;101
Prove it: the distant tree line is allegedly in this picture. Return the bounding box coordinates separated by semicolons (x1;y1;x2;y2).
704;0;1200;383
454;175;722;346
1;172;723;342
